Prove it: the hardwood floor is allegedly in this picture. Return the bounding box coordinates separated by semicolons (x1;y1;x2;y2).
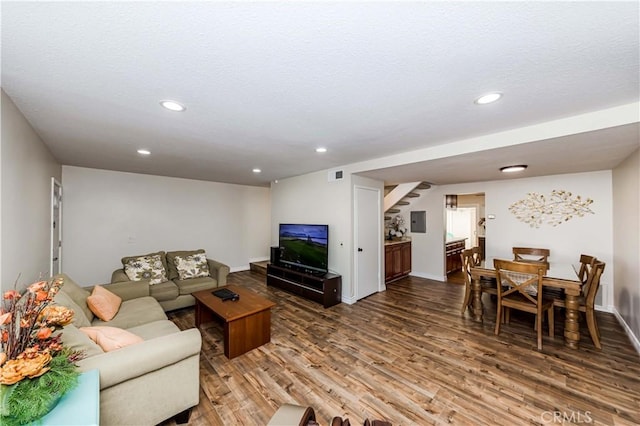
162;271;640;426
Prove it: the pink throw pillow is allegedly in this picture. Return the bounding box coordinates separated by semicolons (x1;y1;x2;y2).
86;285;122;321
80;326;143;352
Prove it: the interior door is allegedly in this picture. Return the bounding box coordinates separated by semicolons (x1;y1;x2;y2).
354;186;381;300
50;178;62;277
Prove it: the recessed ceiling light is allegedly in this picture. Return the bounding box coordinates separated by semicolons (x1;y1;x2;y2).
500;164;528;173
160;100;186;112
137;149;151;155
316;147;327;153
252;168;262;173
475;93;502;105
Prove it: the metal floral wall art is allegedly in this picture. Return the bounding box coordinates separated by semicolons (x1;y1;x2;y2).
509;190;594;228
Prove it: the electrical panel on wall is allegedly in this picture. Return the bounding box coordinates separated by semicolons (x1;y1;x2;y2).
328;169;344;182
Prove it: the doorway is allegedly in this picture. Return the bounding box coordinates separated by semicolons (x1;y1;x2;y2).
445;193;485;283
50;178;62;277
446;207;477;249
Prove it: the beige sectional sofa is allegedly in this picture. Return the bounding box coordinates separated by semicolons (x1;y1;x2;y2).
111;249;230;311
53;273;202;426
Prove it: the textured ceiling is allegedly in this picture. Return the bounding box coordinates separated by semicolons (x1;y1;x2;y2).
2;2;639;186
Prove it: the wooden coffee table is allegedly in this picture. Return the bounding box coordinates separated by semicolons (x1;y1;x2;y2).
193;285;276;359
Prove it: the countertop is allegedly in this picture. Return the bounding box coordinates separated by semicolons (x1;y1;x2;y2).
384;238;411;246
445;238;467;245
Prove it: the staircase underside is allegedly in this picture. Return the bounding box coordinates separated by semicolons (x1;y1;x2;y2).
384;182;432;224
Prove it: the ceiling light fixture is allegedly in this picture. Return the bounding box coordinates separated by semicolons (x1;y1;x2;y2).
500;164;528;173
252;168;262;173
137;149;151;155
474;92;502;105
160;100;186;112
315;147;327;153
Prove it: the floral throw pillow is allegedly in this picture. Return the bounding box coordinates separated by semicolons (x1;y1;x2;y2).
174;253;210;280
124;254;168;285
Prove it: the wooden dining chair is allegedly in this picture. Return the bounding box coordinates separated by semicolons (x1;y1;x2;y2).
460;249;476;314
553;261;605;349
494;259;553;350
460;248;497;315
513;247;551;267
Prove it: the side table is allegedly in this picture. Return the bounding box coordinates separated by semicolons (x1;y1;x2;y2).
36;369;100;425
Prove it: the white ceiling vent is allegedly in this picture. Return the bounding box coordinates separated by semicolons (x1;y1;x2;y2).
328;169;344;182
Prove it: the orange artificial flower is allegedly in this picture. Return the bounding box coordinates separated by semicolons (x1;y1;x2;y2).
39;305;74;326
3;290;20;300
35;291;49;301
27;281;47;293
36;327;52;340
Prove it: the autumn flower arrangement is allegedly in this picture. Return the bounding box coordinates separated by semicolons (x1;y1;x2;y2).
387;214;407;240
0;277;83;426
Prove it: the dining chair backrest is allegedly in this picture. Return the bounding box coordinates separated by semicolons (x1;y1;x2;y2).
512;247;550;267
459;249;476;314
470;246;482;266
584;261;605;309
578;254;597;294
494;259;547;303
461;249;475;285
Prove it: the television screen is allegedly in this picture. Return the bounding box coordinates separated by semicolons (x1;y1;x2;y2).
278;224;329;273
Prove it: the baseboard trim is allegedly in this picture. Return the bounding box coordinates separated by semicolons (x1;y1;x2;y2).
595;304;614;313
410;272;447;282
249;256;269;263
612;307;640;356
341;295;356;305
230;265;250;273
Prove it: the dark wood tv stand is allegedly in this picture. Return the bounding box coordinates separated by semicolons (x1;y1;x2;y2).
266;264;341;308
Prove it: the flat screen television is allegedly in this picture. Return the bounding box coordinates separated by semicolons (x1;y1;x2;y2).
278;223;329;274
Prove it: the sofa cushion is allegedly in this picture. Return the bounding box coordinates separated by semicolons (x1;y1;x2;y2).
121;250;168;274
80;326;144;352
126;320;181;340
53;290;92;328
54;273;95;323
173;276;218;295
87;285;122;321
174;252;210;280
123;253;168;285
56;324;104;358
90;296;167;329
149;281;180;301
166;249;206;280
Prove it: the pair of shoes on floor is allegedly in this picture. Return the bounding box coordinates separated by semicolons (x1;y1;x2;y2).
331;417;391;426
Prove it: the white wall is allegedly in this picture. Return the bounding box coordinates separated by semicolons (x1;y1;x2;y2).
1;90;62;288
407;171;614;307
270;170;355;302
62;166;270;285
612;149;640;350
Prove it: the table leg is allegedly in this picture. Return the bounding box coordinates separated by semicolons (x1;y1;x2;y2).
564;290;581;349
224;309;272;359
471;275;483;322
194;300;214;328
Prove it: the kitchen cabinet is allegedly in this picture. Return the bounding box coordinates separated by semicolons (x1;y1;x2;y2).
445;239;466;274
385;240;411;283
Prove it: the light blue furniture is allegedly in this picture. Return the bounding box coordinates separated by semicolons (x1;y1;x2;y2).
37;369;99;425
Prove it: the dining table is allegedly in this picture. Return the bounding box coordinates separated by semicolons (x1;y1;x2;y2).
470;258;583;349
